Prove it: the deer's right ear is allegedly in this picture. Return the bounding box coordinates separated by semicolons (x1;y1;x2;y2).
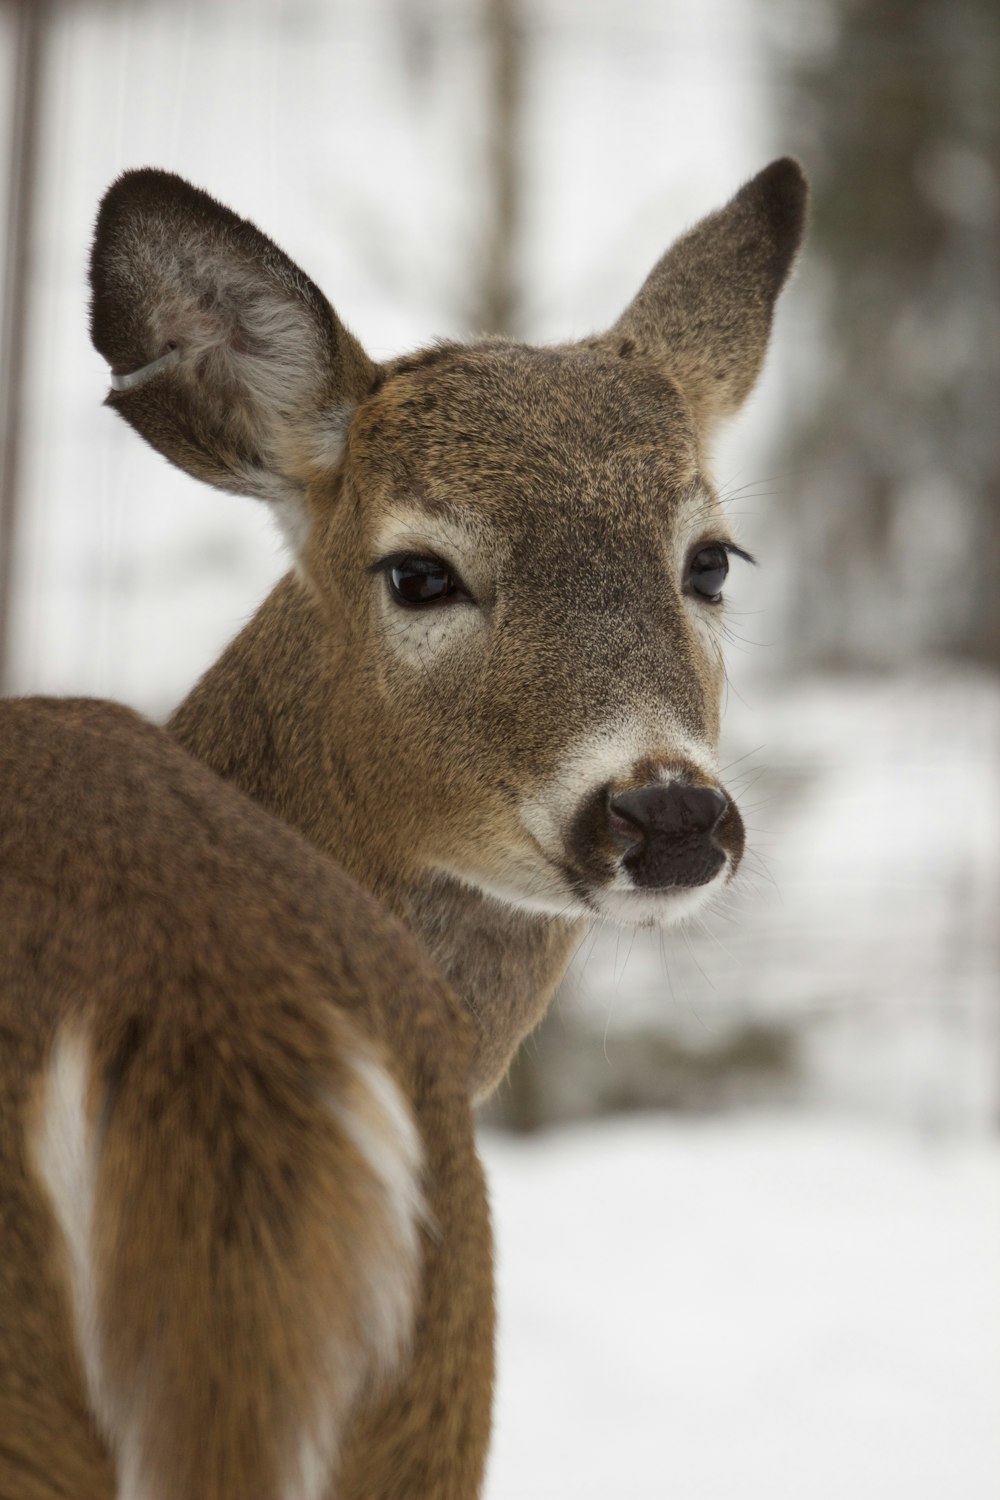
89;169;376;550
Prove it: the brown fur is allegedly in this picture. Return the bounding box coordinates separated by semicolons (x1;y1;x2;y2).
2;160;806;1498
1;699;491;1499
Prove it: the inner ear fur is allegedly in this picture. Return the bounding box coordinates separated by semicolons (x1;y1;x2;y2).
89;169;376;506
602;158;808;434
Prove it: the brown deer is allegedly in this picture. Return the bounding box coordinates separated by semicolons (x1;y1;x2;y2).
0;159;806;1499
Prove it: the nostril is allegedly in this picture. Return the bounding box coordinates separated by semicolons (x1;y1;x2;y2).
607;794;646;850
693;785;728;833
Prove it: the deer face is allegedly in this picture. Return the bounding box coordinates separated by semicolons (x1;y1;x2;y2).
89;161;805;929
309;341;745;926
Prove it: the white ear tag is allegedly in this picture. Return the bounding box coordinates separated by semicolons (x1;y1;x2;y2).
109;347;181;393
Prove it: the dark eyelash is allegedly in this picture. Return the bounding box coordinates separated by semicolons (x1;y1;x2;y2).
720;541;757;567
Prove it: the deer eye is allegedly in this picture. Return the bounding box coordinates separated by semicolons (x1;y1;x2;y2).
383;554;465;606
686;543;731;603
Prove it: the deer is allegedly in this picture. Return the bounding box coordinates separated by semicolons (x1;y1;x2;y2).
0;158;806;1499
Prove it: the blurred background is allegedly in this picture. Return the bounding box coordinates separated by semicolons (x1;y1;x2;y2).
1;1;997;1495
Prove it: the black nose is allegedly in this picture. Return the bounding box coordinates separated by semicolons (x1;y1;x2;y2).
608;783;728;890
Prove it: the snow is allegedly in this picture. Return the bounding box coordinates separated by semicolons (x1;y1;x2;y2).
482;1115;1000;1500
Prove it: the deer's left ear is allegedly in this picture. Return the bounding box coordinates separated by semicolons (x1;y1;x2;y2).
599;158;808;436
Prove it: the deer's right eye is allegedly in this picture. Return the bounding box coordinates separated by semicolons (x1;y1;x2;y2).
382;554;466;607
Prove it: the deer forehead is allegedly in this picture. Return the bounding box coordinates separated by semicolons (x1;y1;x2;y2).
345;341;707;554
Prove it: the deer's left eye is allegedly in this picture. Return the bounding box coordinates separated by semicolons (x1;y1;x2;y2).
686;544;730;603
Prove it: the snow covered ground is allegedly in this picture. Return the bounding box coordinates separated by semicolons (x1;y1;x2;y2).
482;1115;1000;1500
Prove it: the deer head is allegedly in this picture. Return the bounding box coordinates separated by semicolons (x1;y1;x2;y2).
90;160;806;1087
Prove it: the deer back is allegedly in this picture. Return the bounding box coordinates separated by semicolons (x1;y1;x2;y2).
0;697;491;1500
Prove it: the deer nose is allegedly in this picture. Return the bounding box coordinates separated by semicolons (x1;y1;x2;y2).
607;783;728;890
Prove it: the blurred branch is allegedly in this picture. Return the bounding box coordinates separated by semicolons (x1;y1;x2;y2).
474;0;524;336
0;0;47;694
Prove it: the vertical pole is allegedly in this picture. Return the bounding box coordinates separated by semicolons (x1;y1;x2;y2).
478;0;523;337
0;0;47;694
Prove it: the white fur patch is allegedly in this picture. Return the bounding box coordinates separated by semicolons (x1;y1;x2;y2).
28;1026;107;1429
270;494;313;559
447;843;729;929
380;595;485;666
441;857;593;923
281;1433;337;1500
330;1049;425;1384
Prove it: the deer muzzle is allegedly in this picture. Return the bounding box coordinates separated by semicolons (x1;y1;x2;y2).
608;782;730;890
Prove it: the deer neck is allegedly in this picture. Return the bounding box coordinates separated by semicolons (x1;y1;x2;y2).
398;873;580;1097
167;575;582;1095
